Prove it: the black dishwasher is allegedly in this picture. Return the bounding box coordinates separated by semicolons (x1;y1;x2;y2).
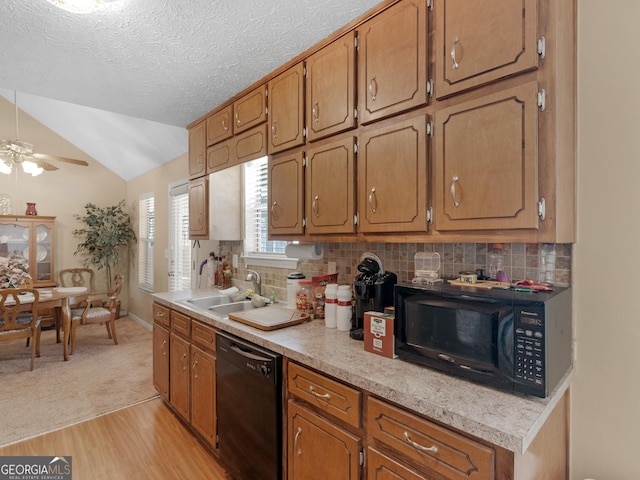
216;331;282;480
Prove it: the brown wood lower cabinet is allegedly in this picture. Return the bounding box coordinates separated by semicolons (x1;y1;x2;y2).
367;447;432;480
288;400;362;480
152;304;218;452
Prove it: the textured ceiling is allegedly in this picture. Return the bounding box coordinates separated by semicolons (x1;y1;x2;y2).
0;0;383;180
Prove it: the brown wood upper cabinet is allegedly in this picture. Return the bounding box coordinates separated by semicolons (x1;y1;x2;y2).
433;82;539;232
206;104;233;146
305;136;356;235
305;31;357;142
358;0;429;125
188;176;208;239
188;121;206;179
358;113;429;233
268;62;305;154
434;0;539;99
268;150;305;235
233;85;267;134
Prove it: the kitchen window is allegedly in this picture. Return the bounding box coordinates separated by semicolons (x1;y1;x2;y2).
168;181;191;291
138;192;155;292
243;156;296;268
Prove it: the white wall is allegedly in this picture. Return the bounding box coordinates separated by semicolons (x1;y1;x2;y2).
573;2;640;478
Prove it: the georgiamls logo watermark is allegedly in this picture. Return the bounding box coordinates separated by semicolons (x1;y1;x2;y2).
0;456;72;480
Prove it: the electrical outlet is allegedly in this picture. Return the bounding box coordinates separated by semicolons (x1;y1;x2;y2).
328;261;337;274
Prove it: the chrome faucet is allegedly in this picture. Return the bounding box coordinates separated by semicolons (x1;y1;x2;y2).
246;269;262;296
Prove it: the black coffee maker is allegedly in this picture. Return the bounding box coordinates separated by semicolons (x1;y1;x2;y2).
351;253;397;340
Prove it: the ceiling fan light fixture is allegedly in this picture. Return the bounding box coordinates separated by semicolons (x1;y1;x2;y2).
21;161;44;177
46;0;103;14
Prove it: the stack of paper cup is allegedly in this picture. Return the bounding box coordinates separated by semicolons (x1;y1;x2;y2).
324;284;338;328
336;285;353;332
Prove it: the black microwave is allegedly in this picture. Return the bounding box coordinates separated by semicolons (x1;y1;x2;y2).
394;283;572;398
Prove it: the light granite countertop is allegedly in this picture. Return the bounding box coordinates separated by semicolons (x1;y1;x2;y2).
152;288;572;455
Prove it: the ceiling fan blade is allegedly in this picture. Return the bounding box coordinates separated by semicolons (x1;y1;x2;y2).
35;160;59;171
32;152;89;166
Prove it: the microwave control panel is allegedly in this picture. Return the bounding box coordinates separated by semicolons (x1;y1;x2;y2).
514;307;545;390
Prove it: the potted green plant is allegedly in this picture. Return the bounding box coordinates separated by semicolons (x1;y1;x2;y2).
72;200;137;293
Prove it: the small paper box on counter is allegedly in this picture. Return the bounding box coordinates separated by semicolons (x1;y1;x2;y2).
364;311;397;359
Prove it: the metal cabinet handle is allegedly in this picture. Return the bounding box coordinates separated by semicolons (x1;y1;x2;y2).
403;431;439;454
368;187;377;214
192;360;198;377
451;36;460;70
312;102;319;123
271;201;278;220
294;427;303;456
368;75;378;101
222;112;229;132
235;107;241;126
180;353;187;370
271;120;278;139
160;340;167;356
312;195;319;218
309;385;331;401
450;175;460;207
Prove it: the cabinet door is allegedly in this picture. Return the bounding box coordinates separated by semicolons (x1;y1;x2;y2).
288;400;361;480
189;121;206;179
206;105;233;146
435;0;539;98
188;176;208;239
152;323;169;401
234;85;267;134
232;123;268;165
268;62;305;154
306;31;357;142
358;0;428;125
306;137;356;235
191;345;216;448
268;150;304;235
434;82;539;231
207;139;232;173
358;115;428;233
169;333;190;421
368;447;430;480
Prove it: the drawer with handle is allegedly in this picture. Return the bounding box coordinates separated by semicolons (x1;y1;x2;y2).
152;304;170;327
287;362;361;428
170;311;192;338
191;320;216;352
367;397;495;480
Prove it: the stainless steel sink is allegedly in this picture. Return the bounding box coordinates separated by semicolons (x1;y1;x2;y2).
208;300;255;316
183;294;232;309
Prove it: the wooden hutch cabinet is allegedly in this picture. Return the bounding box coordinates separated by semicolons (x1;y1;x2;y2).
0;215;55;287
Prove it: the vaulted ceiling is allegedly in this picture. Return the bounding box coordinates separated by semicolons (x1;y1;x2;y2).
0;0;382;180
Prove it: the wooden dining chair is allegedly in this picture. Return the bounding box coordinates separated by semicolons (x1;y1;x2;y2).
69;274;124;354
58;268;96;292
0;288;41;371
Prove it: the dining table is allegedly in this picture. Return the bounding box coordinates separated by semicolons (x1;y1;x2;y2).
15;287;89;361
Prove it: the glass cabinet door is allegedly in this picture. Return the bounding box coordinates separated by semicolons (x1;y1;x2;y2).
0;221;29;262
34;223;52;283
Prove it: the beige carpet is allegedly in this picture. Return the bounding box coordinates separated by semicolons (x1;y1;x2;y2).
0;317;158;447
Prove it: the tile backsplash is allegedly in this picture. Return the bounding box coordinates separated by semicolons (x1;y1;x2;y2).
219;241;572;302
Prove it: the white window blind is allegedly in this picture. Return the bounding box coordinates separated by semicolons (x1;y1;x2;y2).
138;193;155;292
244;156;288;257
169;182;191;292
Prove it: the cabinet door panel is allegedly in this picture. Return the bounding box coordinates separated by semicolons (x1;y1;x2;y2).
306;31;357;142
169;333;190;421
435;0;538;98
288;400;361;480
358;115;428;233
368;447;430;480
152;324;169;401
188;122;206;178
268;151;304;235
434;82;538;231
233;123;268;164
206;105;233;146
358;0;428;124
234;85;267;133
188;176;208;239
268;63;305;154
207;140;232;173
191;346;216;448
306;137;356;234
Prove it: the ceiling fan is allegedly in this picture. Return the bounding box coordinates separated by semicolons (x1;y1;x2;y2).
0;91;89;176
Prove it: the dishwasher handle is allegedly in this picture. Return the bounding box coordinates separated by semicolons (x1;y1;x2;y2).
229;342;274;362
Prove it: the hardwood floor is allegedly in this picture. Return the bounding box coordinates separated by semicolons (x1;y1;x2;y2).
0;398;232;480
